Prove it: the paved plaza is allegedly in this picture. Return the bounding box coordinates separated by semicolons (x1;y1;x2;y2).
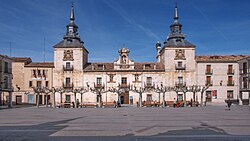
0;105;250;141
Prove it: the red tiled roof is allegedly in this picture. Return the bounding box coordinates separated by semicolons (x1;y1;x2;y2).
25;62;54;68
195;55;249;62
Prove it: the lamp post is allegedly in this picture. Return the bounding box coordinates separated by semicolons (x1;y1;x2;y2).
89;83;108;108
154;82;172;107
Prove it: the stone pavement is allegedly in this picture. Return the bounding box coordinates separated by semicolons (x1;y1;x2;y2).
0;105;250;141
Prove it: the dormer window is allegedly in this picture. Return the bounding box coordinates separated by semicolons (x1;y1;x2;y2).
145;64;151;69
98;64;104;70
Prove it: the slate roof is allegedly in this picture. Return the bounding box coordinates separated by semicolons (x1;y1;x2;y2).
53;39;89;53
164;39;195;48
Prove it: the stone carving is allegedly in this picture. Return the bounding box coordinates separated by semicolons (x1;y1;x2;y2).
63;50;74;61
175;49;185;60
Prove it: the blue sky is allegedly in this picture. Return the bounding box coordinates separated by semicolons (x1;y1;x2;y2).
0;0;250;62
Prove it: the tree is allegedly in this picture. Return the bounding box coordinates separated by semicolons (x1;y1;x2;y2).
200;85;210;107
90;83;108;108
154;82;172;107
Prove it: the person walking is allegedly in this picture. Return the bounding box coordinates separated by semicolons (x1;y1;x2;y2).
227;99;232;110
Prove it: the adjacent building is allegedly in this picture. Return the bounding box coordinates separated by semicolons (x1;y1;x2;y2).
0;55;12;107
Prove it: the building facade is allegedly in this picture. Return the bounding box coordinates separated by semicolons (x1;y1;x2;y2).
11;4;250;106
0;55;12;107
238;57;250;105
11;57;54;105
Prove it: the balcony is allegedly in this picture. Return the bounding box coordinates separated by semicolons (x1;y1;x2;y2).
205;81;213;86
63;65;73;71
63;83;73;89
205;69;213;75
175;82;186;86
145;83;154;88
227;69;235;75
2;83;12;91
175;64;186;70
227;81;234;86
4;68;12;74
121;84;129;88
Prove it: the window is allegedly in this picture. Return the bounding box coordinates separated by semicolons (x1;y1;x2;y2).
178;77;183;84
146;77;152;86
228;65;233;74
206;76;211;85
66;77;70;84
45;81;49;87
121;77;127;85
97;77;102;86
98;64;104;70
228;76;233;86
37;81;42;88
37;70;41;76
178;62;182;67
145;64;151;69
42;70;46;77
66;95;71;103
109;74;114;82
4;62;8;73
134;74;139;82
29;81;33;87
4;76;8;89
243;62;247;74
243;77;248;88
33;70;36;77
227;91;234;99
206;65;212;74
66;62;70;69
146;94;152;101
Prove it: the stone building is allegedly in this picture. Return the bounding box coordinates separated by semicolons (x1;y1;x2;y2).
11;57;54;105
238;57;250;105
0;55;12;107
10;4;249;106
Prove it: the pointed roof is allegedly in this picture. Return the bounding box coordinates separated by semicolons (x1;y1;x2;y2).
163;4;195;48
53;3;88;53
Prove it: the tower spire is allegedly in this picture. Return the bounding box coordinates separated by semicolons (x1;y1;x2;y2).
174;3;178;23
70;1;75;23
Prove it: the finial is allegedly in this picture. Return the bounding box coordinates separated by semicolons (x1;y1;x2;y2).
70;1;75;22
174;3;178;21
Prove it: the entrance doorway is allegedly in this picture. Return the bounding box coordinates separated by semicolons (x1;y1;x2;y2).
16;96;22;105
36;95;43;104
44;95;51;105
120;91;129;104
28;94;34;104
206;91;212;102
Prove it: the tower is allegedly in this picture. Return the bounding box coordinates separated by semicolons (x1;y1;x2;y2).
53;3;88;88
159;4;196;88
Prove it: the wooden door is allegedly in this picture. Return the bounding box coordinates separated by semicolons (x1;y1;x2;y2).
16;96;22;105
121;92;129;104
